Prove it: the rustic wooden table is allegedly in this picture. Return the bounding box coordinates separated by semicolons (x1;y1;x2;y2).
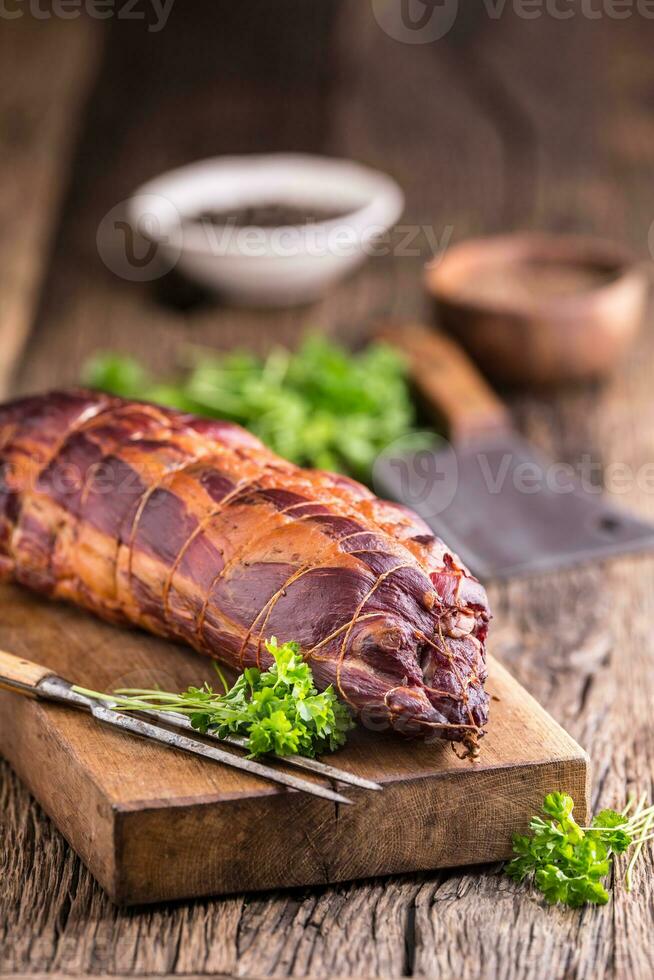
2;4;654;978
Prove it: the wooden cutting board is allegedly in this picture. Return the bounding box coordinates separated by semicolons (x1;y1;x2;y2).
0;582;589;906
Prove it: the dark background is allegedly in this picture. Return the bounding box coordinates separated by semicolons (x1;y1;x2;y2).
5;0;654;392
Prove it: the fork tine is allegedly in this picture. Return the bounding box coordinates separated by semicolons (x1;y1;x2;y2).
139;709;383;791
89;702;354;805
36;675;353;805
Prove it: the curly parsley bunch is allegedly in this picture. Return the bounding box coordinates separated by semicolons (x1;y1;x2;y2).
182;637;353;757
506;791;654;908
82;335;427;482
76;638;353;759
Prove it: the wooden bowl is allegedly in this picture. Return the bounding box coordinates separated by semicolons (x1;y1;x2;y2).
425;233;650;386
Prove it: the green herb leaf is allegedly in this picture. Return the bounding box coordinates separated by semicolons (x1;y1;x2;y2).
82;335;438;482
543;791;575;822
506;792;654;908
82;352;150;398
73;637;354;759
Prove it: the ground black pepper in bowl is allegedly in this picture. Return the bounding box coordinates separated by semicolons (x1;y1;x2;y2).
186;202;351;229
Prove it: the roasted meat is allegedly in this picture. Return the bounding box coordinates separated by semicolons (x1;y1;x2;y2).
0;391;490;742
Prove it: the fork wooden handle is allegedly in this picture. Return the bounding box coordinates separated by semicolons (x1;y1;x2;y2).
0;649;55;697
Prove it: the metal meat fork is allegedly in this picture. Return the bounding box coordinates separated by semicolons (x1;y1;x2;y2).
0;650;381;805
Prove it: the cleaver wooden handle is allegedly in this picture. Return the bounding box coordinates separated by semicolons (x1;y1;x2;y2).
377;324;512;445
0;649;56;698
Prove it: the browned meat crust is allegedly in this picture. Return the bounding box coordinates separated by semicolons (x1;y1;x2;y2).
0;391;490;741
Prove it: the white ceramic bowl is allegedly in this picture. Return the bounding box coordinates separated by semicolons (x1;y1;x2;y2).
127;154;404;307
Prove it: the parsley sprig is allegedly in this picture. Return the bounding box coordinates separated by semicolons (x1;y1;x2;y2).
74;638;353;759
506;791;654;907
82;336;431;482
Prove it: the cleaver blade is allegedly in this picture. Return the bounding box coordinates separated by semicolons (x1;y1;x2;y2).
376;324;654;580
374;431;654;580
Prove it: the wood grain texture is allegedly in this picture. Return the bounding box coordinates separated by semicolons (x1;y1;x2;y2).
0;583;587;906
0;14;101;400
2;3;654;978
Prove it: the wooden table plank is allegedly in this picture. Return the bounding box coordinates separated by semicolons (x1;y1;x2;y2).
2;5;654;978
405;13;654;980
0;14;101;400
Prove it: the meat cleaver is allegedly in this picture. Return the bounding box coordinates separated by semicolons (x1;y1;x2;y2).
374;324;654;579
